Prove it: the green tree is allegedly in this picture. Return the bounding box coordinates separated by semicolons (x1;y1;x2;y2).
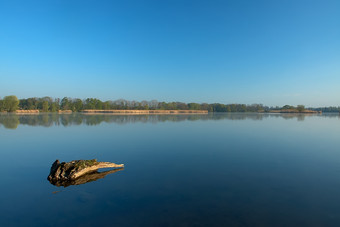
297;105;305;112
73;99;83;112
84;98;102;110
50;103;58;112
95;99;103;109
103;101;110;110
0;99;4;111
84;98;95;109
188;103;201;110
61;97;70;110
3;95;19;112
27;98;38;110
282;105;295;110
42;101;49;112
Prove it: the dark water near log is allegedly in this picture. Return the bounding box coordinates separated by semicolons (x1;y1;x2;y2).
1;113;340;226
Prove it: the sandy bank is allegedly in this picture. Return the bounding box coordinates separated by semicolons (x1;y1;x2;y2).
15;110;40;114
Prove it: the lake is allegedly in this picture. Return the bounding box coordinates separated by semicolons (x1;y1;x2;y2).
1;113;340;226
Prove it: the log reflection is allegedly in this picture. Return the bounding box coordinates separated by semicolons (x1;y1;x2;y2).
49;168;124;187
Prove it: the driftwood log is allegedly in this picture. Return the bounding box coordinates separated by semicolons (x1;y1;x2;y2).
47;159;124;187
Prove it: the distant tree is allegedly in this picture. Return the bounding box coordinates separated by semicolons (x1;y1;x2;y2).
48;98;60;112
188;103;201;110
167;102;177;110
61;97;70;110
248;104;264;112
157;102;167;110
42;101;49;112
18;98;27;110
113;99;128;109
312;106;340;113
149;100;159;109
95;99;103;109
102;101;110;110
199;103;210;111
27;98;38;109
84;98;102;110
3;95;19;112
175;102;188;110
239;104;247;112
297;105;305;112
212;103;227;112
141;100;149;110
0;99;4;111
229;104;237;112
73;99;83;112
282;105;295;110
50;103;58;112
84;98;95;109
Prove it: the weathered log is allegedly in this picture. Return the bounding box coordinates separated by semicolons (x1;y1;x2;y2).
47;159;124;186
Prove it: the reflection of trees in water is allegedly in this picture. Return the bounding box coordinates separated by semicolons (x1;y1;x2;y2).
321;113;340;118
0;114;20;129
279;114;306;121
0;113;338;129
218;113;266;121
12;113;58;127
83;114;207;125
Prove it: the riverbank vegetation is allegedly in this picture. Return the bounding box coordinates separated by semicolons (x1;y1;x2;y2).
0;95;339;113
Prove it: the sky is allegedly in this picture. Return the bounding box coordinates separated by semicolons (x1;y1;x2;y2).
0;0;339;107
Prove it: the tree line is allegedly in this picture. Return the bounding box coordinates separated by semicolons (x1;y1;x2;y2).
0;95;339;113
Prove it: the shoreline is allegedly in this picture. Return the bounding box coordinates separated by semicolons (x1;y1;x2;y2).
0;110;327;115
82;109;208;114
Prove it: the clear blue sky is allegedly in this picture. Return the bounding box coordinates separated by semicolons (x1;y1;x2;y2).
0;0;339;106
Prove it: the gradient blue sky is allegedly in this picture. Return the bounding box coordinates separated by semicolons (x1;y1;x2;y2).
0;0;339;106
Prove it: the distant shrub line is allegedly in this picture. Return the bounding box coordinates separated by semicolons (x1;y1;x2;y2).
0;95;339;113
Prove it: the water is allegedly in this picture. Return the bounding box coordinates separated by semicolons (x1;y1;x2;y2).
1;113;340;226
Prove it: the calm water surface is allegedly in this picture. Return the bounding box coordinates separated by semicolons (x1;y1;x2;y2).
1;113;340;226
